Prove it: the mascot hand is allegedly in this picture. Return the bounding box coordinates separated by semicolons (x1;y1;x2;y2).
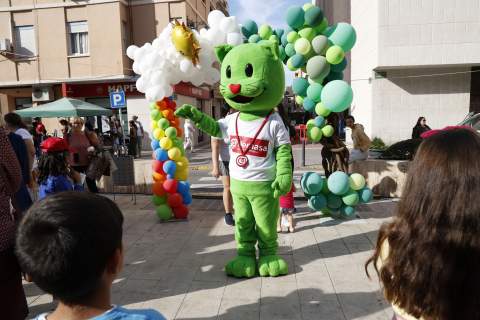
174;104;203;122
271;174;292;199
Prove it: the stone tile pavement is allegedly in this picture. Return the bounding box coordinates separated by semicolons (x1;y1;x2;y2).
24;195;398;320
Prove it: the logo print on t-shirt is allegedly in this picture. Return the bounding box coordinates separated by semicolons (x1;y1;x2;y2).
230;135;269;158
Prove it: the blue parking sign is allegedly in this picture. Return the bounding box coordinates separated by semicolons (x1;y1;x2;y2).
110;90;126;109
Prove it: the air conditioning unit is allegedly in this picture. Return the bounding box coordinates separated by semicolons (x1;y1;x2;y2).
0;39;12;52
32;86;53;102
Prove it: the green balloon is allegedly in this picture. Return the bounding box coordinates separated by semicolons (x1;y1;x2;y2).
306;119;315;130
304;6;324;27
331;58;347;72
327;194;342;209
303;3;314;11
165;126;177;138
248;34;261;43
286;58;297;71
287;31;300;43
326;45;345;65
340;205;356;218
349;173;366;191
269;35;279;44
286;6;305;29
259;24;273;40
325;22;357;52
342;189;359;206
315;18;329;34
157;118;170;130
150;109;162;121
306;83;323;102
149;102;157;111
291;54;306;68
292;77;309;96
152;195;167;206
321;80;353;112
285;43;296;57
306;55;330;80
294;38;311;55
241;20;258;38
325;71;344;82
315;102;331;117
156;204;173;220
310;126;322;142
298;27;317;42
322;124;334;137
295;95;304;105
311;35;329;55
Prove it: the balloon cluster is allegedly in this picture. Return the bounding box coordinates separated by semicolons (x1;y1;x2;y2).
304;112;334;142
240;3;356;142
126;10;243;102
150;97;192;221
301;171;373;219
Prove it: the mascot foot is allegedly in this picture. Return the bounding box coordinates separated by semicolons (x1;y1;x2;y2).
258;255;288;277
225;256;257;278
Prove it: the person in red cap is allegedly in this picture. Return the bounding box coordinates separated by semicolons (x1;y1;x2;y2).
37;137;84;200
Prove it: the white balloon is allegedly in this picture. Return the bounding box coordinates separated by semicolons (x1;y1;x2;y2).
135;77;146;92
180;59;193;73
220;16;238;33
126;45;138;59
164;85;174;97
227;33;243;46
199;28;208;37
208;10;225;28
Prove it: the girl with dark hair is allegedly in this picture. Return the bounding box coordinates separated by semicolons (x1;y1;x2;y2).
37;137;84;200
366;128;480;320
411;116;431;139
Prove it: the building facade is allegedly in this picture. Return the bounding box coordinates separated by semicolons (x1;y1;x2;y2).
316;0;480;144
0;0;228;145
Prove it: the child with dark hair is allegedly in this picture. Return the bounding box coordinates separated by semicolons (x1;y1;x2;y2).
16;192;166;320
37;137;84;199
366;128;480;320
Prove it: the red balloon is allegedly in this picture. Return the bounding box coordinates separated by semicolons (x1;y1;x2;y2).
173;204;188;219
167;193;183;207
152;160;164;174
152;181;166;196
163;179;178;193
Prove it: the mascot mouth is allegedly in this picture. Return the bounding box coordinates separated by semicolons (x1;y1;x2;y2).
230;95;255;104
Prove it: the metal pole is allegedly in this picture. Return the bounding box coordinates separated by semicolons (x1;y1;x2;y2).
301;139;306;167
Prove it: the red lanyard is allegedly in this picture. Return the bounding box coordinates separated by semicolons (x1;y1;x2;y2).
235;110;272;157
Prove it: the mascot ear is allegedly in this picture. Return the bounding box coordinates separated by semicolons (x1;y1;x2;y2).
215;45;234;63
259;41;279;61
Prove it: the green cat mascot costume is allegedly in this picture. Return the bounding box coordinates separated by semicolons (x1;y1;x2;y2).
176;41;292;278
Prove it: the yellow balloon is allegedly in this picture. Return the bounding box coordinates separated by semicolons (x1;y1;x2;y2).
153;128;165;140
151;120;158;129
160;137;173;150
175;168;189;181
179;156;189;166
171;20;201;65
168;147;182;161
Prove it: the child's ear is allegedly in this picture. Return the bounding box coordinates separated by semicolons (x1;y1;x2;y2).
106;247;123;275
215;45;234;63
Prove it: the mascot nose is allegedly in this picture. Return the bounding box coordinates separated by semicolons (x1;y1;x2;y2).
229;84;241;94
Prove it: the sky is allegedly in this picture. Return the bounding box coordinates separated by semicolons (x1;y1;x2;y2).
228;0;311;87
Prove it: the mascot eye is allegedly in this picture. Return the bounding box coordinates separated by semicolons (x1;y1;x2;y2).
245;63;253;77
226;65;231;78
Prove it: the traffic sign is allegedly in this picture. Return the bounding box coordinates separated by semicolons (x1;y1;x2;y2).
110;90;126;109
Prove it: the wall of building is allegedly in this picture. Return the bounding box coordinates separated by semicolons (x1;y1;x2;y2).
378;0;480;68
371;67;471;143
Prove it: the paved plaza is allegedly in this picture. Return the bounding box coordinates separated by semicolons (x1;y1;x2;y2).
24;193;397;319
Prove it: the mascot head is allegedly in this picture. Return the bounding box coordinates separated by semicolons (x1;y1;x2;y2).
215;42;285;113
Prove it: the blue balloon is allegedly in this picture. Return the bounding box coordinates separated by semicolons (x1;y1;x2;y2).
182;192;192;205
303;98;316;112
241;19;258;38
358;187;373;203
308;194;327;211
291;54;306;68
314;116;325;127
331;58;348;72
327;171;350;195
151;140;160;150
340;205;356;218
275;28;285;38
177;181;190;195
163;160;177;176
155;148;169;161
281;34;288;46
292;77;309;96
304;172;323;195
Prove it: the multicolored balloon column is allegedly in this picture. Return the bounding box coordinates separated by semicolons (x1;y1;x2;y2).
301;171;373;219
150;97;192;220
240;3;356;142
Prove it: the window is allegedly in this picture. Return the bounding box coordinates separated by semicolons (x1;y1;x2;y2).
14;25;36;58
68;21;89;55
15;97;32;110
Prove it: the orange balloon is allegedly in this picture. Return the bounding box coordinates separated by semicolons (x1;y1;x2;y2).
170;119;178;127
162;109;172;119
152;172;166;183
176;127;183;137
157;100;167;110
152;181;166;196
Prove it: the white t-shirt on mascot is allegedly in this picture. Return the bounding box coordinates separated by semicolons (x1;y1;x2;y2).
218;112;290;181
